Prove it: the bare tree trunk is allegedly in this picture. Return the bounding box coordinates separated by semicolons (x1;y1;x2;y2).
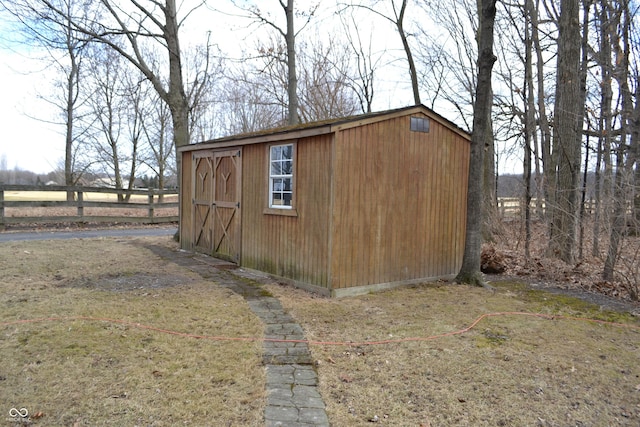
603;142;626;280
592;133;603;256
633;74;640;234
530;0;552;222
576;0;591;261
482;115;498;241
62;1;81;200
163;0;189;180
524;0;535;260
283;0;299;125
579;134;590;260
548;0;584;264
603;2;633;279
396;0;420;104
456;0;497;286
65;41;78;201
350;0;420;106
593;0;613;257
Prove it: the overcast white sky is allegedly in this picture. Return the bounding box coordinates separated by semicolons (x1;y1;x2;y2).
0;1;522;175
0;0;414;174
1;46;63;174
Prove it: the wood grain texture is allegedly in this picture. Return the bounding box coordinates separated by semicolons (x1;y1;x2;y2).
180;106;470;293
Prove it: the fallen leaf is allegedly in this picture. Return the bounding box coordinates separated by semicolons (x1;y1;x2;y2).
339;373;353;383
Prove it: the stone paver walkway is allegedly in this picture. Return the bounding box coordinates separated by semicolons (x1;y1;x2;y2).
143;244;329;427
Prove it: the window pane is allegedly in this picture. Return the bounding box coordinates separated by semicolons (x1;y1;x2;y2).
410;116;430;133
269;144;294;209
271;146;282;160
281;160;292;175
283;177;291;191
282;144;292;159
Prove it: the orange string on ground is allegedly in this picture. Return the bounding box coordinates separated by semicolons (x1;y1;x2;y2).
2;312;638;346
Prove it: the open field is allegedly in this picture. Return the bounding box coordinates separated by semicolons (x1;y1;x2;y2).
1;234;640;426
2;190;167;203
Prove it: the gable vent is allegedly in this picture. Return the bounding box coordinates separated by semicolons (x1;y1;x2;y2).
410;116;430;133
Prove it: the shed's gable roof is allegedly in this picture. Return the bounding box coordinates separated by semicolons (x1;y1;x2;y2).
180;104;470;152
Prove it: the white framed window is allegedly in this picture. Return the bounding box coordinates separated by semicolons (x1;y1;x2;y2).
269;143;294;209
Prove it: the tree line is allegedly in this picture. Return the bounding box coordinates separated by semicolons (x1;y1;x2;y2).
0;0;638;287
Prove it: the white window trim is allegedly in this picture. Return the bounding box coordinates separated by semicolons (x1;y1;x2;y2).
268;143;295;211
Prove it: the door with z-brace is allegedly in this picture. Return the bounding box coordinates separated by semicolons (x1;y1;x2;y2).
211;149;241;263
192;149;242;263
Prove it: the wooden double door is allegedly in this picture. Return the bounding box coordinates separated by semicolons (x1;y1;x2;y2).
192;149;242;263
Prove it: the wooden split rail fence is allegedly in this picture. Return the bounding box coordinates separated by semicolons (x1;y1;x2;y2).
0;185;178;228
497;197;613;218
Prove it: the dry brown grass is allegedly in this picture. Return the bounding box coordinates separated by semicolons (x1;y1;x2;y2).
2;233;640;426
0;236;264;426
267;282;640;426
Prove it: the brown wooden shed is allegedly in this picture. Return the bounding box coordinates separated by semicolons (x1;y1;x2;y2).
178;105;470;297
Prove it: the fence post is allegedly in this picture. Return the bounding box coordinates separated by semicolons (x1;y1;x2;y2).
77;190;84;219
148;189;155;220
0;186;4;230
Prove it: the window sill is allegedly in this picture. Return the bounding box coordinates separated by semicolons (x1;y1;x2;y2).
263;207;298;217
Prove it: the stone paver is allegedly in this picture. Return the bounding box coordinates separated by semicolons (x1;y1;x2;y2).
143;244;329;427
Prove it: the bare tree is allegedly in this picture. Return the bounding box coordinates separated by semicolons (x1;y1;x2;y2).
337;9;383;113
220;66;287;134
140;89;175;191
420;0;478;130
603;0;636;280
1;0;92;198
297;38;360;121
547;0;584;264
224;31;358;128
591;0;615;256
229;0;319;125
84;45;143;200
30;0;212;186
455;0;497;286
184;33;225;141
633;71;640;233
424;0;499;239
347;0;421;105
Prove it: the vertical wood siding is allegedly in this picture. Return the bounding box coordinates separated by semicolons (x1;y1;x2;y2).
241;135;333;288
329;114;469;289
179;151;194;248
180;108;469;293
